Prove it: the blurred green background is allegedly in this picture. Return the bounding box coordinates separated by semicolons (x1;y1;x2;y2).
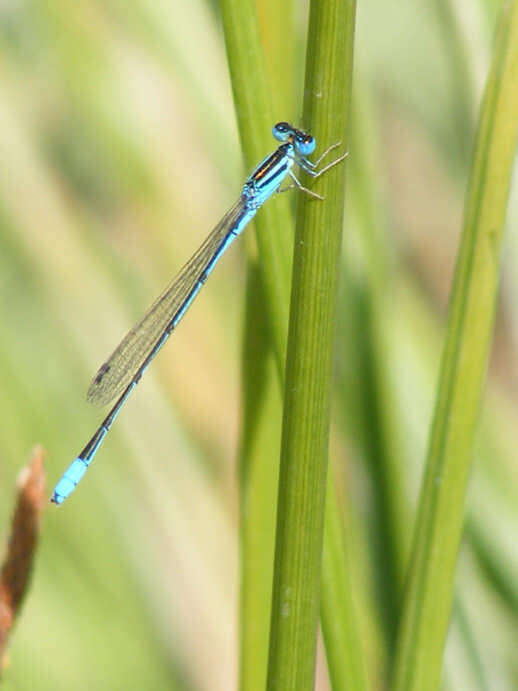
0;0;517;689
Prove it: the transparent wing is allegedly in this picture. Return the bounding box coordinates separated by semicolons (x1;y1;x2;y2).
87;199;247;407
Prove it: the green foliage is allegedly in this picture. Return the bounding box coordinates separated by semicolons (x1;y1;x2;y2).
0;0;517;689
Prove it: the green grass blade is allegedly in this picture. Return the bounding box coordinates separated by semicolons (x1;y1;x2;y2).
220;0;294;377
392;2;518;689
220;3;295;689
222;3;365;689
432;0;477;166
321;475;370;690
256;0;296;118
239;263;282;691
266;1;356;688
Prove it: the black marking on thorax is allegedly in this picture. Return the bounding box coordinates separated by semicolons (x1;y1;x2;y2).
252;145;290;181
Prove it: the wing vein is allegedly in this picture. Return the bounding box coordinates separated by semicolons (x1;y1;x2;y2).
86;198;246;406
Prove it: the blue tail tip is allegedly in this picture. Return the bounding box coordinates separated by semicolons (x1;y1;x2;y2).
51;456;89;506
50;491;64;505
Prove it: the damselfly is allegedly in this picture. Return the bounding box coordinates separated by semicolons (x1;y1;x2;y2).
52;122;347;504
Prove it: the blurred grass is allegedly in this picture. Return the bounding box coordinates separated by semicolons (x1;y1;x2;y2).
0;0;517;689
393;3;518;688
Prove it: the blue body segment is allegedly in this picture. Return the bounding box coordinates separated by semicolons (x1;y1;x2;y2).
52;122;346;505
52;458;90;505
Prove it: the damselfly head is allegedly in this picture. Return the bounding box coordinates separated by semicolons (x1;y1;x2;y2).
293;130;316;156
272;122;316;156
272;122;292;142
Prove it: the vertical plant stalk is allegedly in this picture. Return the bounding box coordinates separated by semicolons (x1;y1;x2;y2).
392;3;518;690
433;0;477;165
321;475;369;690
267;0;356;688
222;1;364;688
220;3;294;690
221;0;294;377
256;0;296;118
238;263;282;691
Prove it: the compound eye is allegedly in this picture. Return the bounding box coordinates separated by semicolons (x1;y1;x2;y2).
272;121;292;142
296;134;316;156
